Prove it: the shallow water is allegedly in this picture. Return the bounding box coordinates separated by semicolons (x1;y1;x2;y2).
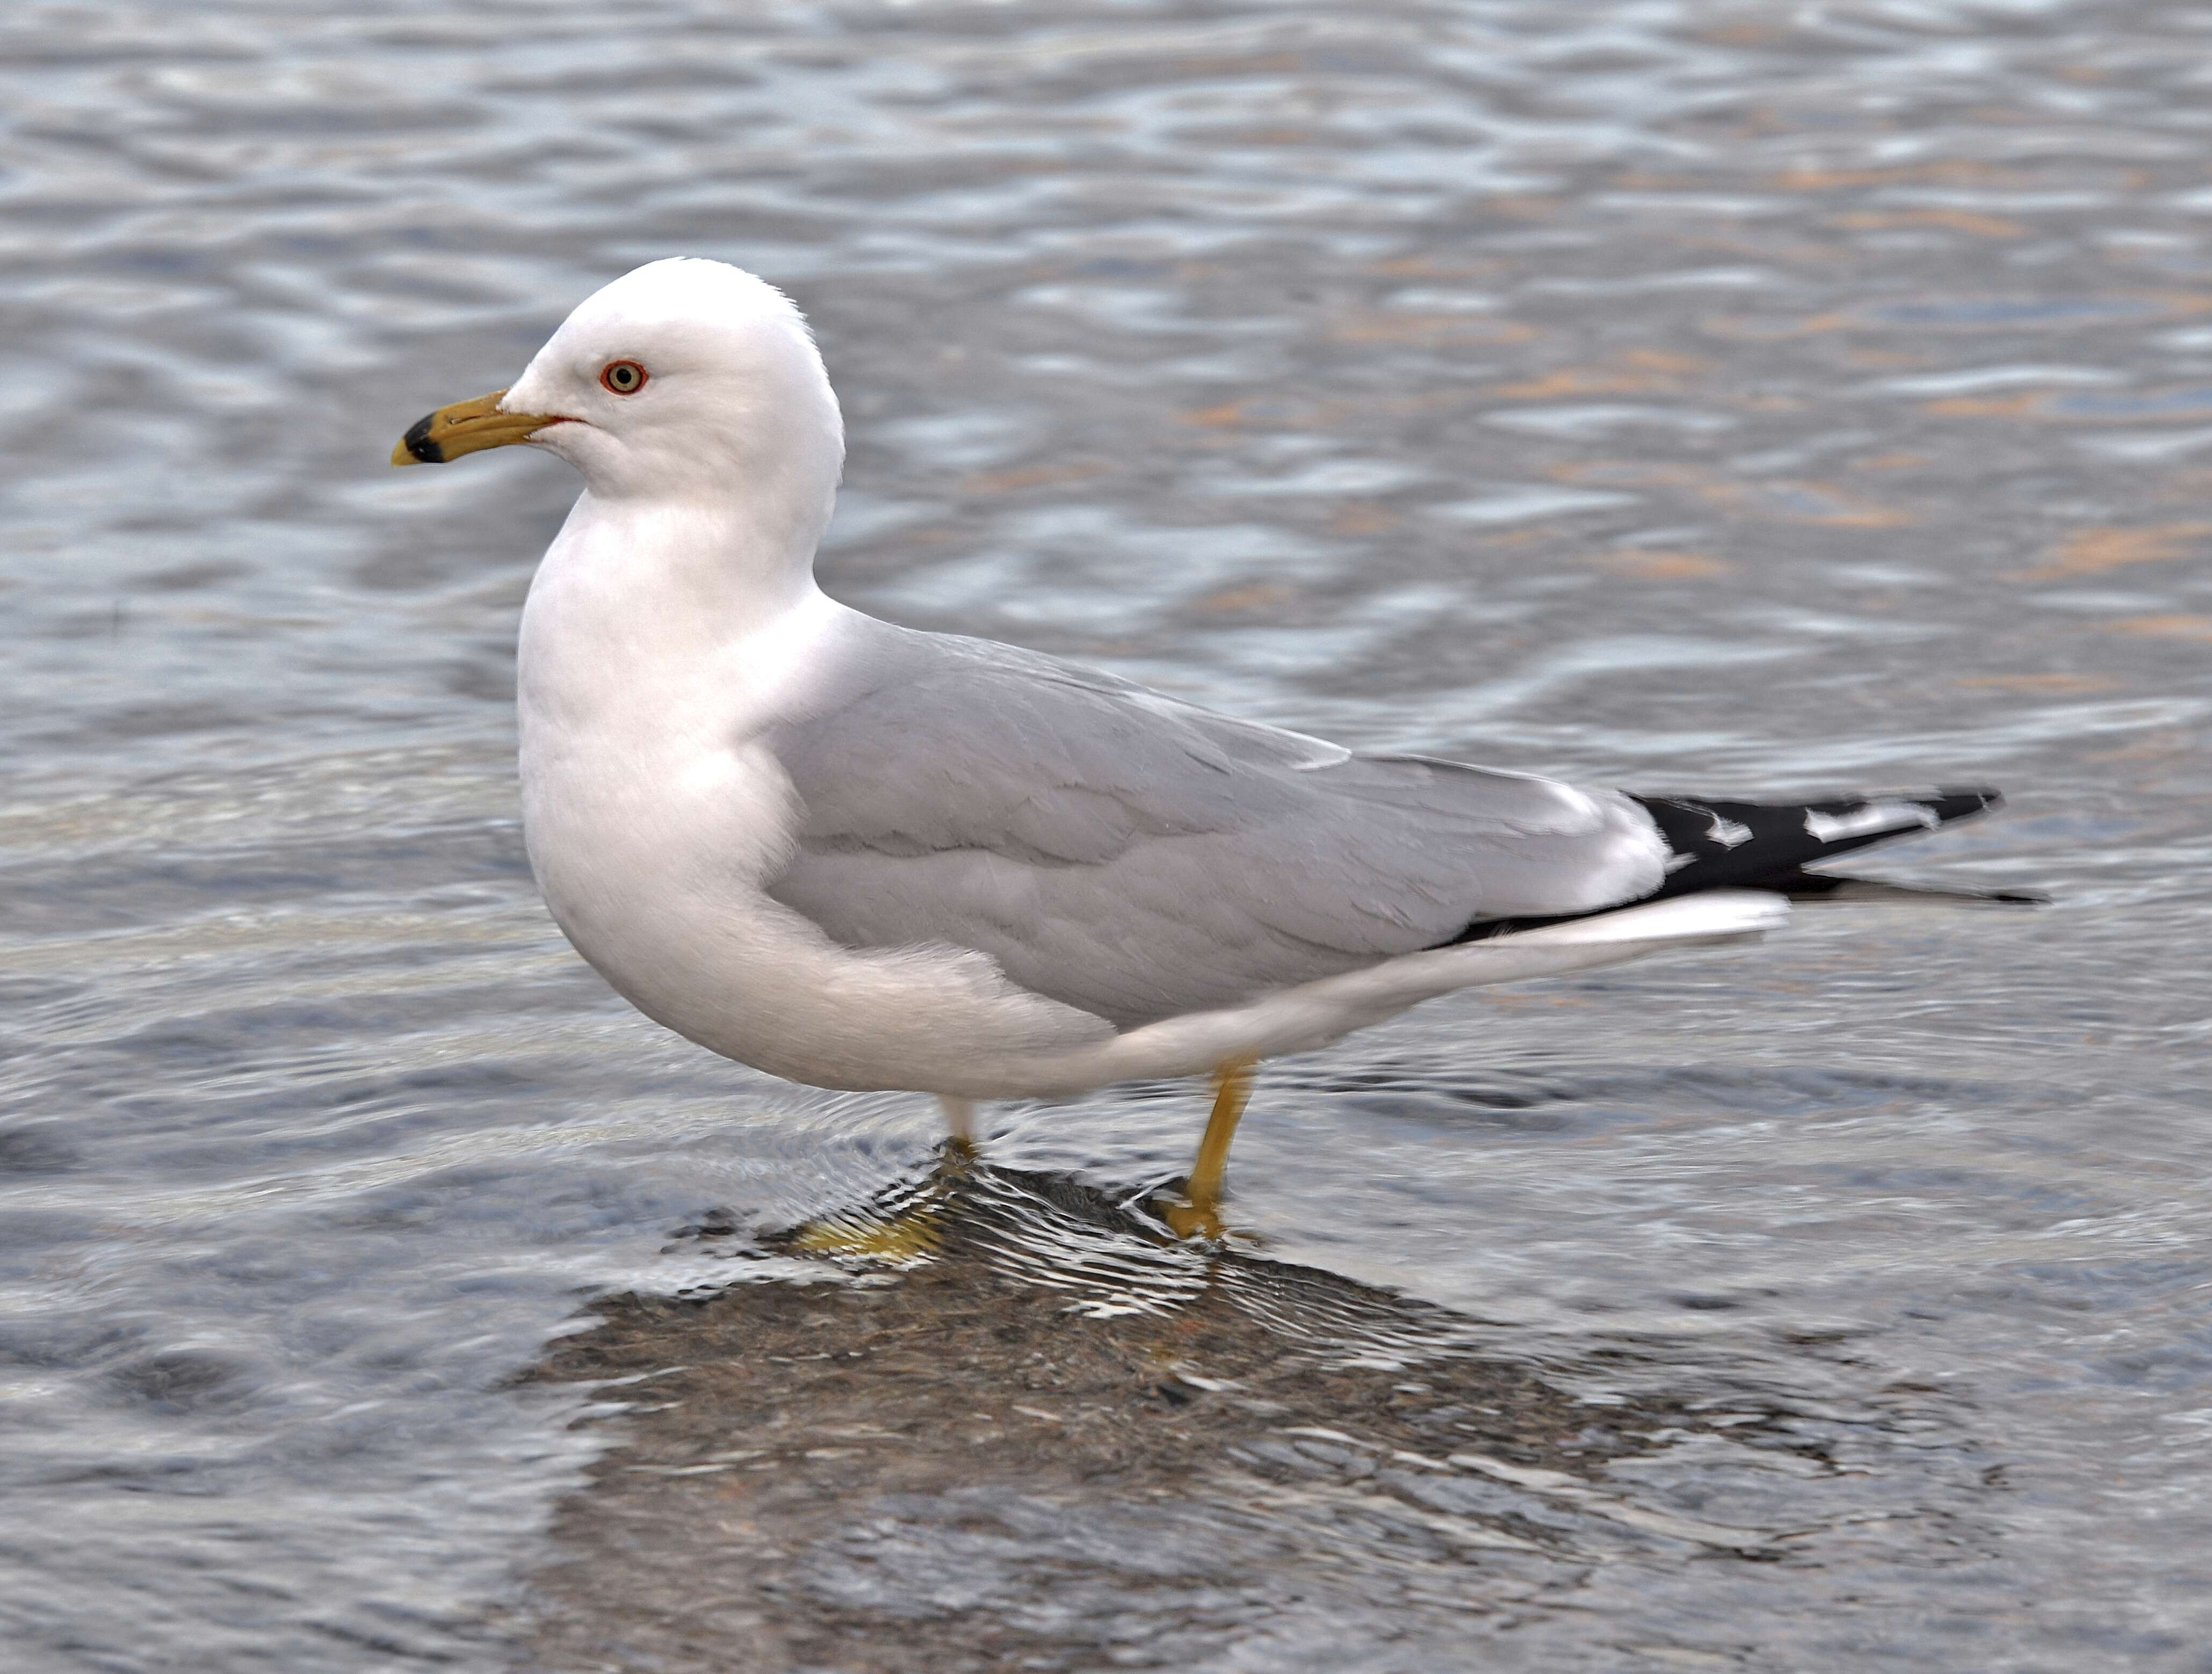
3;0;2209;1667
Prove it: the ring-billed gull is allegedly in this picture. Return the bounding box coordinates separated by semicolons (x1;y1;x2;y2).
394;259;2033;1235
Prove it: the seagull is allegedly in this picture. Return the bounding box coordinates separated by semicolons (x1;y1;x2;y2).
394;258;2033;1236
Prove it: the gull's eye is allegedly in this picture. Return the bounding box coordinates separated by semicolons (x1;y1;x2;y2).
599;360;647;394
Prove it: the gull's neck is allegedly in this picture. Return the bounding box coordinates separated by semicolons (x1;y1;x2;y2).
554;487;828;631
518;484;850;751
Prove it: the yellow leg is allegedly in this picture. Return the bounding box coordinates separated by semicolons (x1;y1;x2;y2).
1165;1059;1254;1240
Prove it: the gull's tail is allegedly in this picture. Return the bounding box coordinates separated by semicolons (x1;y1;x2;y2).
1457;786;2041;945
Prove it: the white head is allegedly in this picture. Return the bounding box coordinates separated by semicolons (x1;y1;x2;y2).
396;258;845;557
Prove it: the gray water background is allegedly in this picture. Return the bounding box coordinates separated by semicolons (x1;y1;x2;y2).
3;0;2209;1666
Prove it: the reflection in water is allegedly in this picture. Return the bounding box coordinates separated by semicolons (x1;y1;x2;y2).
526;1157;1982;1672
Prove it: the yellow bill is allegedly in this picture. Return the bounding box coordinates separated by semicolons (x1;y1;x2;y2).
391;390;561;466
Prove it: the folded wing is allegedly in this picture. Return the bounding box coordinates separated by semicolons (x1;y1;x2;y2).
763;623;1666;1028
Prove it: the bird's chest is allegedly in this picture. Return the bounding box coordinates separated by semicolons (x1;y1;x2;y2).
514;574;806;1005
520;709;784;894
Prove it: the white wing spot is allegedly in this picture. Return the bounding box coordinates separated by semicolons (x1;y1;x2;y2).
1804;801;1940;844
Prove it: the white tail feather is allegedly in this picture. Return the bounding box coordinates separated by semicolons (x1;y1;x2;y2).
1500;888;1792;950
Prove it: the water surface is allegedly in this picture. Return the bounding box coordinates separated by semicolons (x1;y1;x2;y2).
3;1;2209;1668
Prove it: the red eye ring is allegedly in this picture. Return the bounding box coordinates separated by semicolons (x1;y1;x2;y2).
599;359;648;394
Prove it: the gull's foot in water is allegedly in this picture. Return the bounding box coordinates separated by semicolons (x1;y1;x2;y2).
772;1143;1266;1268
1141;1178;1268;1247
1138;1174;1224;1241
784;1200;946;1265
1159;1195;1226;1243
782;1140;978;1265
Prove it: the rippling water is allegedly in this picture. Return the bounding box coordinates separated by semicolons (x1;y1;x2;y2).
4;1;2209;1668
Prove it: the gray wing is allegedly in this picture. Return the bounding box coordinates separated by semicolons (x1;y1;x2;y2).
763;621;1666;1030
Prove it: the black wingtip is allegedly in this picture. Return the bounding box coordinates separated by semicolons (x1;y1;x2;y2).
1621;784;2023;904
1926;786;2003;820
1779;870;2049;908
